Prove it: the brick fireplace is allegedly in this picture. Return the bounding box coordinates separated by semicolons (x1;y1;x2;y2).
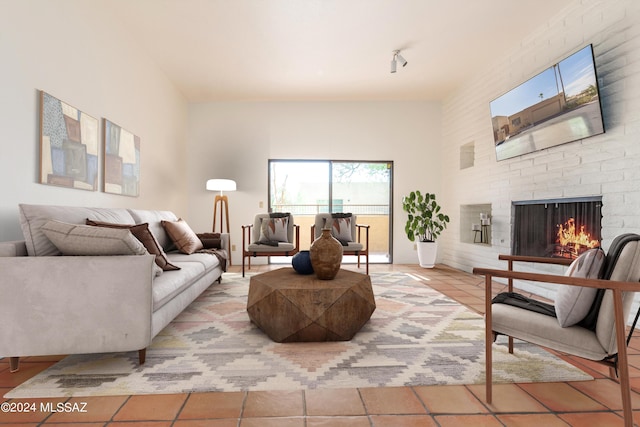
512;197;602;259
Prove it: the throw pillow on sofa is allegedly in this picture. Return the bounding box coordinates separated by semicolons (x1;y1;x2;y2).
161;218;204;254
555;248;606;327
42;220;149;256
41;220;162;278
86;219;180;271
197;232;223;249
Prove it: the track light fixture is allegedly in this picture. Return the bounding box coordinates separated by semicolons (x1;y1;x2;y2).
390;50;407;73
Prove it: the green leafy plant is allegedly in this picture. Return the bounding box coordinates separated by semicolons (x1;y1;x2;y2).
402;191;450;242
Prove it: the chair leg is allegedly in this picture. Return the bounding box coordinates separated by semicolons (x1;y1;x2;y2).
138;349;146;365
242;255;245;277
612;289;633;427
9;357;19;372
484;275;493;404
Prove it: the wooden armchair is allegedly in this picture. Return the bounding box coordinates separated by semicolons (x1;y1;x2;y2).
241;213;300;277
311;213;370;274
473;233;640;427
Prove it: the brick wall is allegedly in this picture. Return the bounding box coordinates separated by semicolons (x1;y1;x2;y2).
439;0;640;298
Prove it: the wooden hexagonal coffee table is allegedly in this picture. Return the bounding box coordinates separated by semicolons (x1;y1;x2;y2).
246;267;376;342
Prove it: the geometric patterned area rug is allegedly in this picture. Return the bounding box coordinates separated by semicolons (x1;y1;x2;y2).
5;271;591;398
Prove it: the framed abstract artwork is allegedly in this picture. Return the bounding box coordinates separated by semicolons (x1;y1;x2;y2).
103;119;140;197
39;91;99;190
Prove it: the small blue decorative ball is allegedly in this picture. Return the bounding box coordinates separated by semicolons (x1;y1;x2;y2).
292;250;314;275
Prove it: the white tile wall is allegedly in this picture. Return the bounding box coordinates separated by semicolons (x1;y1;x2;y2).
439;0;640;300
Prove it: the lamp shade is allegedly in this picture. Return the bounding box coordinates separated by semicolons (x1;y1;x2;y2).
206;179;237;192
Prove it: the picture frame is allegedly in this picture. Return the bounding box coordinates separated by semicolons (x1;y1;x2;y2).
39;91;99;190
103;118;140;197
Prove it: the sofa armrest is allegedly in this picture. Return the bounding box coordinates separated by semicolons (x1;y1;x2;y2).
0;254;156;358
219;233;229;253
0;240;27;257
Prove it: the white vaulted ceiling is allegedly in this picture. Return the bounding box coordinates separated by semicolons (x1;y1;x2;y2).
107;0;572;102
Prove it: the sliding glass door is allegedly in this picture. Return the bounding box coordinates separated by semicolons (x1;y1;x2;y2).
269;159;393;264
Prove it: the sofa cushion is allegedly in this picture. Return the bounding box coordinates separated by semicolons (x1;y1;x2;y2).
151;261;206;311
86;219;180;271
19;204;135;256
127;209;178;251
41;220;148;256
161;219;203;254
555;248;606;327
166;252;222;270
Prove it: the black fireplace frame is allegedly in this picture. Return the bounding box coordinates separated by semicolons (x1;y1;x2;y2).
511;196;602;259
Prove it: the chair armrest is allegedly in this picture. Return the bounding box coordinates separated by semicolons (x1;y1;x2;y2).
242;224;254;252
356;224;370;249
293;224;300;251
473;267;640;292
498;254;573;266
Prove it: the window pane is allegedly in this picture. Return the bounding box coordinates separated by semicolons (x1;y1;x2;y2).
270;161;329;215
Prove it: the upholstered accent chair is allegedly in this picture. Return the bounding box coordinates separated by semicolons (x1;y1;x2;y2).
473;234;640;427
241;213;300;277
311;213;370;274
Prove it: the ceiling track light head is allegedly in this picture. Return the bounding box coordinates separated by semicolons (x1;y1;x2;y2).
396;52;407;67
390;50;406;73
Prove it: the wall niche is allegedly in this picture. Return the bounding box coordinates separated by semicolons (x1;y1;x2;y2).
460;204;492;245
459;141;475;170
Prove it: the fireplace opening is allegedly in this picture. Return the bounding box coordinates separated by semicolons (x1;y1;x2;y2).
512;197;602;259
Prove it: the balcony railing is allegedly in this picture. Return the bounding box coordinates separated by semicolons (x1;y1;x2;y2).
272;204;389;216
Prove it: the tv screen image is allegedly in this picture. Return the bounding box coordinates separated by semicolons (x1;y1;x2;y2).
490;45;604;161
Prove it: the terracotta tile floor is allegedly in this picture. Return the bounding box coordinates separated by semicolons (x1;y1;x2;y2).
2;263;640;426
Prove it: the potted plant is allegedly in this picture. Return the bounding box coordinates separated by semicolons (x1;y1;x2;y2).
402;191;450;268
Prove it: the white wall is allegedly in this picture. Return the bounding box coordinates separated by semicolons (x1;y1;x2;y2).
0;0;188;241
440;0;640;297
185;101;442;265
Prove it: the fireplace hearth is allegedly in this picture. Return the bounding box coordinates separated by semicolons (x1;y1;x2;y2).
512;197;602;259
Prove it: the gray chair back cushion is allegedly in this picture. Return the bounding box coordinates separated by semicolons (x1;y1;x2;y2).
596;240;640;353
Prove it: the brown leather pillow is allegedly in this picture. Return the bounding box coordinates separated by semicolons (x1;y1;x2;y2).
197;232;222;249
86;219;180;271
161;219;203;255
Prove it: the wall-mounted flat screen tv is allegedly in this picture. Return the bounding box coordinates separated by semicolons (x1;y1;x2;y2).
490;44;604;161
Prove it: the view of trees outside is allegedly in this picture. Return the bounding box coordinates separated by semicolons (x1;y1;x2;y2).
269;160;392;262
269;161;390;214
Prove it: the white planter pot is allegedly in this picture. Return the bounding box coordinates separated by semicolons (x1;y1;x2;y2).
417;241;438;268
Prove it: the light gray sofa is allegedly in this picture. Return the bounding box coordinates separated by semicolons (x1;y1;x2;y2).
0;204;228;372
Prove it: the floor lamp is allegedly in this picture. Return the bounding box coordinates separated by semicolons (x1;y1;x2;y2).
206;179;236;265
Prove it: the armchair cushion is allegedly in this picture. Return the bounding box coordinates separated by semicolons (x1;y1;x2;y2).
259;216;289;243
329;216;354;244
555;248;605;327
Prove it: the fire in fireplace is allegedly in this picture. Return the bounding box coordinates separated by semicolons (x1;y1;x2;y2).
512;197;602;259
554;217;600;258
